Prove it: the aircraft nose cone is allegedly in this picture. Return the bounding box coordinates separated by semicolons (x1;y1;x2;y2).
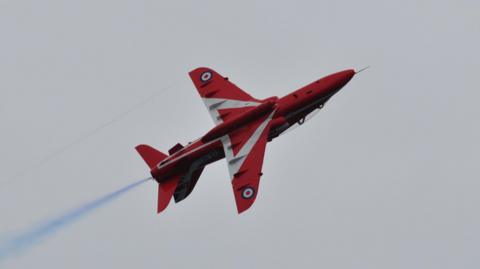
331;69;355;87
317;69;355;94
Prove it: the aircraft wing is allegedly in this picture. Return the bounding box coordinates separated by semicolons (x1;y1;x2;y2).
189;67;262;125
220;111;275;213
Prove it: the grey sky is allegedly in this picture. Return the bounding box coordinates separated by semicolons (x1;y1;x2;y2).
1;0;479;268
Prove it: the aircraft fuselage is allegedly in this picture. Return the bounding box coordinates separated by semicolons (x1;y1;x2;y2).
151;69;355;182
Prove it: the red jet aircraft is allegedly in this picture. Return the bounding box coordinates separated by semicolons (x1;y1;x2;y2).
136;67;358;214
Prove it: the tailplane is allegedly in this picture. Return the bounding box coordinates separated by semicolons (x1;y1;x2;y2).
135;144;168;169
157;176;180;213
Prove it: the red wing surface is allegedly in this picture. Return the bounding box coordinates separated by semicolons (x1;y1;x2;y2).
189;67;262;125
220;111;275;213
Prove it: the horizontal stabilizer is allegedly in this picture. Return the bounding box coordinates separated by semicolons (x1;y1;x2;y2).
157;177;180;214
135;144;168;169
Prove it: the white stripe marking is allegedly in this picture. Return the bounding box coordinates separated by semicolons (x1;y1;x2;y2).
222;111;275;179
202;98;261;125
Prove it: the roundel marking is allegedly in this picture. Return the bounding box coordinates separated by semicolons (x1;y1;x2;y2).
241;187;255;199
200;71;212;82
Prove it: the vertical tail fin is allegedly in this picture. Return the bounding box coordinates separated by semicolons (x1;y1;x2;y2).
135;144;168;169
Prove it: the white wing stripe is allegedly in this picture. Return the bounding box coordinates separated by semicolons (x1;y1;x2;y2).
208;99;226;110
221;111;275;179
203;98;261;110
202;98;261;125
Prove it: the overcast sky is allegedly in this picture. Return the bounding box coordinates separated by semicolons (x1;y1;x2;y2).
1;1;479;268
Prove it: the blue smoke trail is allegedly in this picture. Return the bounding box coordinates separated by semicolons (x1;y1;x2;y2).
0;177;151;261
